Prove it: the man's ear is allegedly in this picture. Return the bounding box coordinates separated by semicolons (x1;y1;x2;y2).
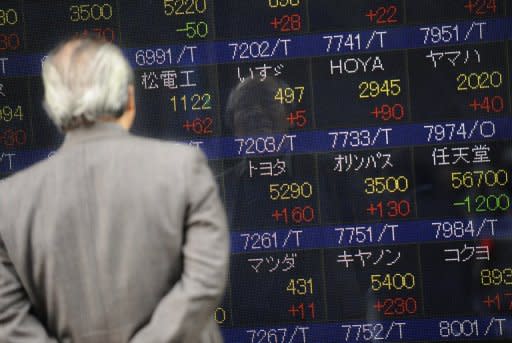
117;85;136;130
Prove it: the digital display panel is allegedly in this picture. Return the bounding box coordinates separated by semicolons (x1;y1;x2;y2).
2;1;512;342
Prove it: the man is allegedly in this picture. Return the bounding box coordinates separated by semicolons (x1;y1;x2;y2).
0;38;229;342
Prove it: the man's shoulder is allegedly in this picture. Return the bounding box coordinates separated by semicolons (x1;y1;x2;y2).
0;136;203;195
118;135;199;159
0;155;54;229
0;155;51;193
95;134;206;182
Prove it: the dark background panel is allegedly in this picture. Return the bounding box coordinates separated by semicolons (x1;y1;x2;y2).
5;1;512;341
24;0;119;52
230;249;325;326
0;1;25;53
408;42;509;122
214;0;308;39
318;148;415;224
218;59;312;137
406;0;506;24
223;154;319;230
131;65;221;140
313;51;409;129
119;0;215;46
28;77;64;149
324;244;422;321
421;240;512;316
216;283;233;327
309;0;404;32
414;141;512;219
0;78;33;151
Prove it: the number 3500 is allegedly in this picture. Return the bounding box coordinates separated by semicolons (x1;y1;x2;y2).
364;176;409;194
69;4;113;22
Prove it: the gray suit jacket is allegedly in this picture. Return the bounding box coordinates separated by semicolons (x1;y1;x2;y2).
0;123;229;342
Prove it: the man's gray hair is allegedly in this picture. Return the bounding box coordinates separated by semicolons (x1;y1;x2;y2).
42;38;134;131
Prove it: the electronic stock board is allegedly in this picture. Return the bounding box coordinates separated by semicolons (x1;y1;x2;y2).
2;1;512;342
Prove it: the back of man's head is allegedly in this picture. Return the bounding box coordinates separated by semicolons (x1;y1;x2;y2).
42;38;134;131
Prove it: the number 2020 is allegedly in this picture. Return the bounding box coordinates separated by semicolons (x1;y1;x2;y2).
456;71;502;91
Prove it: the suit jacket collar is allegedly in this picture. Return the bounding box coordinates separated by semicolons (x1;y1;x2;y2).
62;122;128;148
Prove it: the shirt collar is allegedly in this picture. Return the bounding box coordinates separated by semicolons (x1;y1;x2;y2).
62;122;128;149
